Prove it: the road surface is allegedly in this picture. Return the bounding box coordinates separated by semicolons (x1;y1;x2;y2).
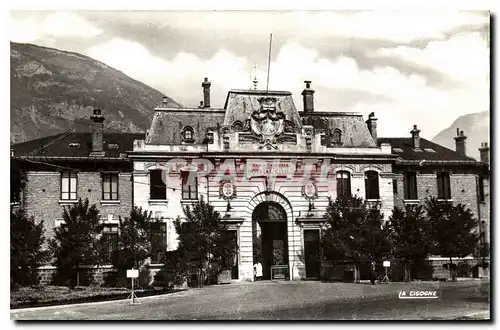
11;280;490;320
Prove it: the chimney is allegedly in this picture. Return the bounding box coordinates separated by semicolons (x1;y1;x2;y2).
410;124;421;149
202;77;211;108
90;108;105;152
454;128;467;156
301;80;315;113
479;142;489;164
162;96;169;107
366;112;378;144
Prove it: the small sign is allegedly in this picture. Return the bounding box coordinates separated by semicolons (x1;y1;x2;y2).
127;269;139;278
383;261;391;268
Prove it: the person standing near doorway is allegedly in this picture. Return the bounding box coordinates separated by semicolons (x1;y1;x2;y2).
254;260;263;281
369;260;377;285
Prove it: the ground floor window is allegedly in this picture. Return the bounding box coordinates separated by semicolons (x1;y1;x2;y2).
102;224;118;264
151;223;167;264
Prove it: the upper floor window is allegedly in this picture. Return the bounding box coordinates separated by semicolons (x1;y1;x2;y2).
182;126;194;143
150;222;167;264
365;171;380;200
404;172;418;200
61;171;77;200
479;176;485;203
182;171;198;200
336;171;351;198
332;129;342;145
150;169;166;200
437;172;451;200
102;173;119;200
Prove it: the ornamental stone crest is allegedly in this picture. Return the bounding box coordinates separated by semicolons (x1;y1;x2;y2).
250;97;285;149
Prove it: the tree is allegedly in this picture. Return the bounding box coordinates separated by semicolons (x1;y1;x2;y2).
387;204;431;281
154;249;189;289
425;197;479;281
173;197;236;287
105;207;162;288
322;195;391;282
49;198;103;287
10;209;50;288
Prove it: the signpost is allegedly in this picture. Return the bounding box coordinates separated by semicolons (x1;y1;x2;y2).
381;261;390;283
127;269;140;305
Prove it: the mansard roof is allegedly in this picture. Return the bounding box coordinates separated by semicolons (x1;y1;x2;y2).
11;132;145;158
222;90;303;130
146;108;225;145
301;112;377;148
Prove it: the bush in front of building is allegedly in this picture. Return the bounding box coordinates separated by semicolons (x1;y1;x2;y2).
425;197;480;281
10;209;51;288
49;198;103;287
103;207;160;288
155;197;236;288
386;204;432;281
154;250;188;289
321;195;392;283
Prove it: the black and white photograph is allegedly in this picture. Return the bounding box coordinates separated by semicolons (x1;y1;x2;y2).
8;7;491;321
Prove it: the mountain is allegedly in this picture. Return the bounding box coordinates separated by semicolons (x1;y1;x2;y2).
431;111;490;160
10;42;179;144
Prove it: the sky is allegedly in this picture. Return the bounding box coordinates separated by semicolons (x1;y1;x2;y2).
9;10;490;139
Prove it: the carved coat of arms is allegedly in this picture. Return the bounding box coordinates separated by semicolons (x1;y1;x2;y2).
250;97;285;148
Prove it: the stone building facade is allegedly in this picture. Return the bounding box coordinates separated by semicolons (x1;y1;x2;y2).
11;79;490;283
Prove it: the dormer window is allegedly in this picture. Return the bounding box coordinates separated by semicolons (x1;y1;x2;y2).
182;126;194;143
231;121;243;132
331;129;342;145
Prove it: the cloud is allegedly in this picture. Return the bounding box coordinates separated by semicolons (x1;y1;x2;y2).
86;38;474;137
10;11;490;139
10;11;102;42
374;32;489;83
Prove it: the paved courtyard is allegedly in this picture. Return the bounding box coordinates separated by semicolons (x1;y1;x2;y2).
11;280;490;320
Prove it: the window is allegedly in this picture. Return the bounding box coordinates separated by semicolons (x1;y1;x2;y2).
404;172;418;200
332;129;342;145
182;126;194;143
437;172;451;200
392;178;398;195
61;172;77;200
336;171;351;198
365;171;380;199
479;176;485;203
102;173;119;200
150;223;167;264
182;172;198;200
150;169;166;200
102;224;118;265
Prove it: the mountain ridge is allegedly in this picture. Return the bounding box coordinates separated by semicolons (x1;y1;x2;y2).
431;111;489;160
10;42;179;144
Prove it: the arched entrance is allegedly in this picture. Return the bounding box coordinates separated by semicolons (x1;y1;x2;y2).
252;201;289;280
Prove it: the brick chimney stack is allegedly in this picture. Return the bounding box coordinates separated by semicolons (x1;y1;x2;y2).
366;112;378;145
162;96;169;107
202;77;211;108
301;80;315;113
410;124;421;149
479;142;489;164
90;108;105;152
454;128;467;156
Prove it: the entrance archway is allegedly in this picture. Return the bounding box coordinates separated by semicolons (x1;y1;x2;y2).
252;201;289;280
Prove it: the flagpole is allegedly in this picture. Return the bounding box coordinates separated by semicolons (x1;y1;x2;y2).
266;34;273;93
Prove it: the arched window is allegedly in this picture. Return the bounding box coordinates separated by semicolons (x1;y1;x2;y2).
332;129;342;145
336;171;351;198
365;171;380;200
182;126;194;143
231;121;243;132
